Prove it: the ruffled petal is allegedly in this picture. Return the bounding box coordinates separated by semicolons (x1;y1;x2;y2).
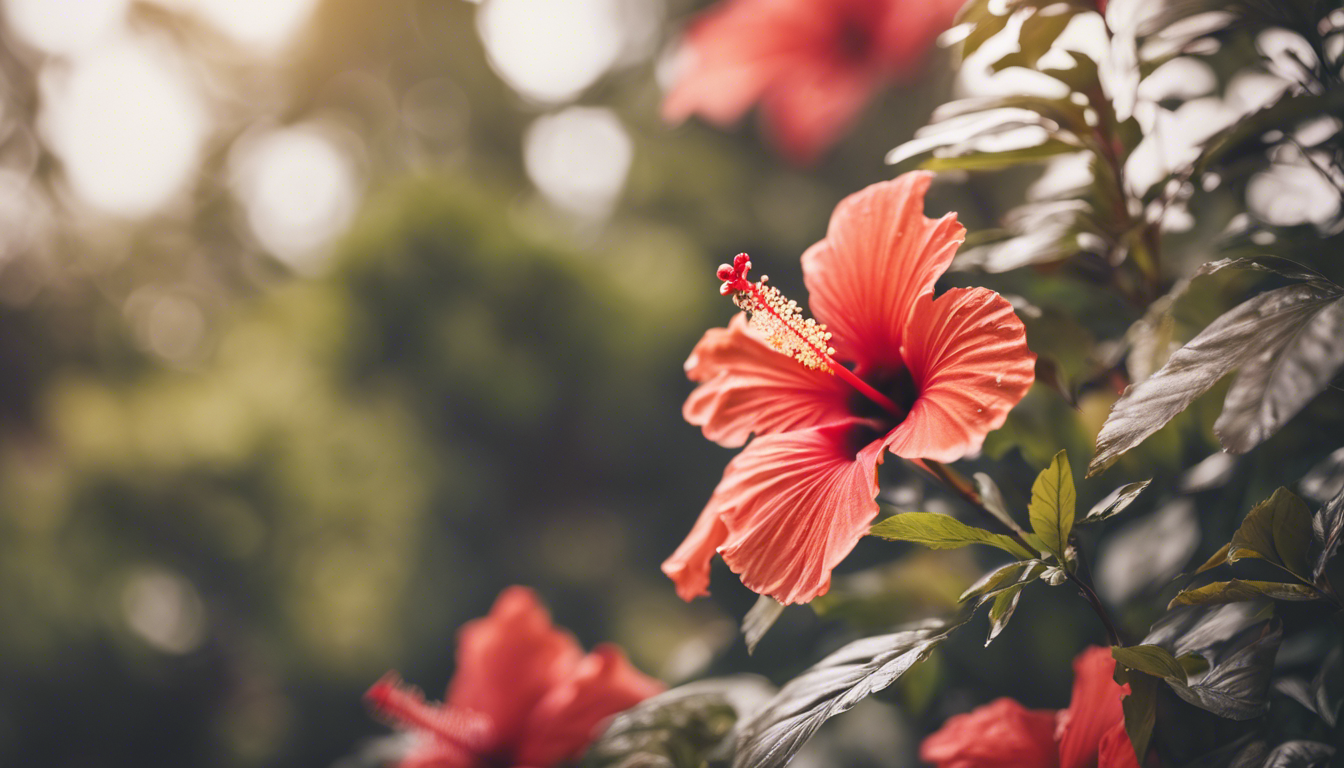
515;645;665;767
801;173;966;369
446;587;584;753
683;313;854;448
709;421;884;605
662;498;730;601
1097;721;1141;768
919;698;1060;768
1056;647;1128;768
881;288;1035;462
661;0;826;127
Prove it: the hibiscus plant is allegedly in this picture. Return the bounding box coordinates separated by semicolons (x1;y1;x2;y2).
365;1;1344;767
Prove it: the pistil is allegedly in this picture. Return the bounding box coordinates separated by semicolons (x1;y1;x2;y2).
365;674;494;756
716;254;907;421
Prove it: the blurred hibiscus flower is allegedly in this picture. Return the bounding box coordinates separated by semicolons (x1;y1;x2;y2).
664;171;1034;605
921;646;1141;768
662;0;965;163
365;586;663;768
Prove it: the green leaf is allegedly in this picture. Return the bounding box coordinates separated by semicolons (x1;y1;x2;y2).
960;560;1046;603
955;0;1011;59
1113;644;1190;682
1169;580;1320;608
1313;485;1344;584
584;678;768;768
919;140;1082;171
989;9;1076;73
1116;667;1158;763
1193;543;1231;575
1089;284;1344;476
742;596;785;655
985;584;1024;646
1228;488;1314;580
1028;450;1076;559
972;472;1022;533
732;620;959;768
1081;480;1151;524
870;512;1034;559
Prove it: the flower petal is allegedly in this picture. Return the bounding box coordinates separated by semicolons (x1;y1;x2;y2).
919;697;1060;768
801;172;966;369
515;645;666;767
446;587;584;753
684;313;854;448
662;498;730;601
710;421;884;605
661;0;825;127
882;288;1035;462
1056;647;1128;768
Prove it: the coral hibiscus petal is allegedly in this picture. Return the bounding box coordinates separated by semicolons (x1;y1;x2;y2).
446;587;584;753
709;421;883;605
801;173;966;369
662;497;730;601
1057;647;1129;768
516;645;666;767
684;313;853;448
919;697;1060;768
661;0;823;127
881;288;1035;462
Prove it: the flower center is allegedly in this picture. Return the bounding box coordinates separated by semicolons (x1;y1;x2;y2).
716;254;909;421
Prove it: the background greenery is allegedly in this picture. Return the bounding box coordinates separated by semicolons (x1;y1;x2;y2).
1;0;1340;766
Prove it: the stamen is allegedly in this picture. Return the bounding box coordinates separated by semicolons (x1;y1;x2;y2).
365;673;494;754
717;254;836;372
716;254;908;420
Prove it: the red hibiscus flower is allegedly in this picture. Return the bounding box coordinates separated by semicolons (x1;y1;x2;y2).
662;0;967;164
921;647;1142;768
365;586;664;768
663;172;1035;605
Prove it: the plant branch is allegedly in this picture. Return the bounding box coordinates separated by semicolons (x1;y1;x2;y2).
919;459;1127;646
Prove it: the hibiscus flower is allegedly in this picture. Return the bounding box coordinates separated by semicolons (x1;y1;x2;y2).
664;172;1035;605
365;586;664;768
661;0;967;164
921;647;1141;768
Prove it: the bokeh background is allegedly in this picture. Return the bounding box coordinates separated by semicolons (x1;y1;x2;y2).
2;1;1337;766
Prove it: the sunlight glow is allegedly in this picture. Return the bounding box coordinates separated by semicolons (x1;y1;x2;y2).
229;124;361;271
42;38;207;218
477;0;625;103
155;0;320;53
4;0;129;56
524;107;633;217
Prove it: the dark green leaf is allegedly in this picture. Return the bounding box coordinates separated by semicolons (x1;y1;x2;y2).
1028;450;1075;559
1082;480;1152;524
954;0;1011;59
1170;580;1319;608
1089;284;1344;476
1312;485;1344;584
1228;488;1314;579
919;140;1082;171
989;9;1076;73
1167;621;1284;721
870;512;1034;559
731;620;957;768
1193;543;1231;575
1116;667;1157;762
1214;295;1344;454
1261;741;1335;768
1112;644;1189;682
743;596;785;655
586;677;775;768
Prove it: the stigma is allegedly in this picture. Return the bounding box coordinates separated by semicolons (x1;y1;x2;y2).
716;253;836;373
